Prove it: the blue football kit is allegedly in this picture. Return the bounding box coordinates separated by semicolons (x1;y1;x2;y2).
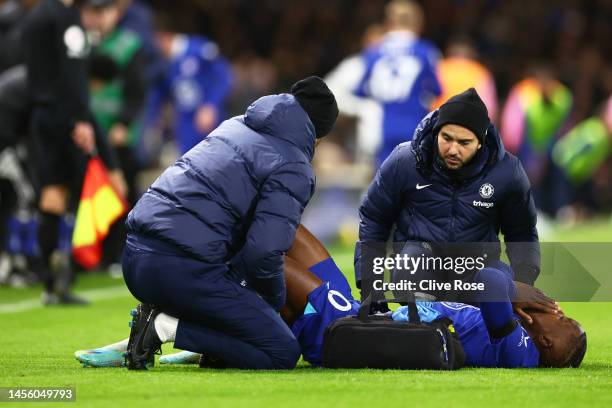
356;32;441;163
144;35;233;154
393;302;540;368
290;258;360;365
291;259;540;368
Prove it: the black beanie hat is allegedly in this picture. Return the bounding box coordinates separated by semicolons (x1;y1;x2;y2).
435;88;490;142
291;76;339;138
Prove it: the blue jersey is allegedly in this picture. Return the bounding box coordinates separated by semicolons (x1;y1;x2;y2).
145;35;233;153
356;31;441;163
290;259;359;365
291;258;539;368
393;302;540;368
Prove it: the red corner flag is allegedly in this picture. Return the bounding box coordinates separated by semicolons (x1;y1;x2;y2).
72;157;127;269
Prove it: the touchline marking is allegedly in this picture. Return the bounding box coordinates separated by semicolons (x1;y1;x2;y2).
0;285;130;314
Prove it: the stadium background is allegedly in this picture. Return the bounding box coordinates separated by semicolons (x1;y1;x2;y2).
1;0;612;406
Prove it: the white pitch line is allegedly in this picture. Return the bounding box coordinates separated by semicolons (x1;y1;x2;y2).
0;285;130;314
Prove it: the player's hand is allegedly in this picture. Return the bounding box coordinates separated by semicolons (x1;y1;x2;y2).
194;104;218;134
108;169;128;200
512;281;560;324
109;124;129;146
72;121;95;154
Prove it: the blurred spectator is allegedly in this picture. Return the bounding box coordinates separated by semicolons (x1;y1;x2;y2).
82;0;147;271
0;65;29;152
431;36;498;123
326;0;441;166
142;31;233;155
227;53;277;117
82;0;146;204
0;65;37;287
501;65;573;217
115;0;164;82
0;0;39;72
553;95;612;215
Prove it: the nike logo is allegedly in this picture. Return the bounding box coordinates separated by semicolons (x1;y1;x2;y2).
416;183;432;190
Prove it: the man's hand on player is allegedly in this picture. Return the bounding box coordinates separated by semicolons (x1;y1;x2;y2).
72;121;95;154
512;281;560;324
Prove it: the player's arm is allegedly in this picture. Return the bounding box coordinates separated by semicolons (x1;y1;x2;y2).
325;55;383;158
200;45;233;107
232;162;315;311
355;146;406;286
500;160;541;285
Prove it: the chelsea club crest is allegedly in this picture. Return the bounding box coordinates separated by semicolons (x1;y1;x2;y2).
479;183;494;199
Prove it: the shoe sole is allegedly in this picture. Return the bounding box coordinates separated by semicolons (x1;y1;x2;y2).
126;304;156;370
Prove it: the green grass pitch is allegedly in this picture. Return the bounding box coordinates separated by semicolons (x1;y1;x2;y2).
1;221;611;407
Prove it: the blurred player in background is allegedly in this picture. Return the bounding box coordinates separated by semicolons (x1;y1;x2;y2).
324;23;384;165
22;0;122;304
142;30;233;155
326;0;441;166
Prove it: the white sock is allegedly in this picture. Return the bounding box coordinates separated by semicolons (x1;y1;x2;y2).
154;313;178;343
99;338;129;352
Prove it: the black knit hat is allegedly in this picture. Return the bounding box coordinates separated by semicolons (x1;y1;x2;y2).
435;88;490;142
291;76;339;138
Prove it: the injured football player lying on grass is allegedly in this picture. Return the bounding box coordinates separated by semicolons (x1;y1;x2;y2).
75;225;586;369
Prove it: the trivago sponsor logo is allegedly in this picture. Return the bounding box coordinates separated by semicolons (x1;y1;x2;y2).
473;200;494;208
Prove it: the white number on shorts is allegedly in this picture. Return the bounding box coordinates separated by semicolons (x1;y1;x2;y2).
327;290;353;312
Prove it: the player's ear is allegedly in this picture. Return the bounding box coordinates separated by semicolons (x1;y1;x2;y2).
539;334;553;349
477;143;482;150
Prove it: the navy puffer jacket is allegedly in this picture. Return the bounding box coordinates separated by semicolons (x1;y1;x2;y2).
126;94;316;310
355;110;540;285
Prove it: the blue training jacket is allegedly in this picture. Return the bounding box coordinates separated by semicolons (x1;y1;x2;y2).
127;94;316;310
355;110;540;285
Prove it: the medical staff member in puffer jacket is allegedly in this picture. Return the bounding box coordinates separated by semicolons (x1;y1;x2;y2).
355;88;540;301
122;76;339;370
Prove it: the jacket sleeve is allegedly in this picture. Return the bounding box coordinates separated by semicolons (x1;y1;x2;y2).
354;146;406;285
235;162;315;311
500;160;541;285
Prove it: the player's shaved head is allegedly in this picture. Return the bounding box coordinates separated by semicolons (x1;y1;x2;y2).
522;311;587;368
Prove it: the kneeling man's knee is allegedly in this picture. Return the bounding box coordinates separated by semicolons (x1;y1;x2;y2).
271;337;301;369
